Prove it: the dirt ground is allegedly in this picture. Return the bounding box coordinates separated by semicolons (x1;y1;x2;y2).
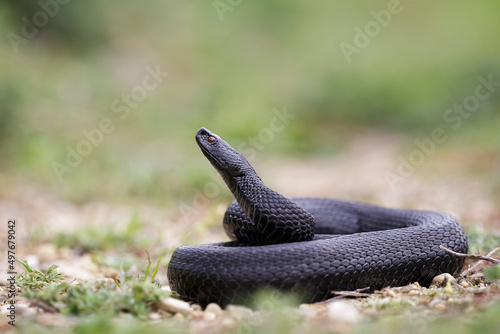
0;132;499;331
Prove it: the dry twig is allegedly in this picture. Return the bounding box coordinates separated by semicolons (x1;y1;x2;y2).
329;287;371;300
439;245;500;264
29;300;59;313
457;247;500;278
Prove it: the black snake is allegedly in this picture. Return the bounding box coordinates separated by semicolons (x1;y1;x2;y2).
167;127;468;307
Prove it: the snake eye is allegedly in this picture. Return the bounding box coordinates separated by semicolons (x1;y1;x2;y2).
208;136;216;143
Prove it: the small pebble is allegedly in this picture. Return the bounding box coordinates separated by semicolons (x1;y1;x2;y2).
383;289;397;298
205;303;223;316
173;312;184;320
327;301;361;325
157;297;192;315
431;273;455;287
461;281;470;288
411;282;421;289
203;311;217;321
433;303;446;311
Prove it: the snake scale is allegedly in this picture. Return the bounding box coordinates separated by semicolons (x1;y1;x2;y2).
167;127;468;307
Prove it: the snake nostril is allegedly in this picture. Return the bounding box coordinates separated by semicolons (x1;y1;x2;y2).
198;127;209;136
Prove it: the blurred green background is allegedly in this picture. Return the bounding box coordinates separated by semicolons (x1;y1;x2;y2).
1;0;499;205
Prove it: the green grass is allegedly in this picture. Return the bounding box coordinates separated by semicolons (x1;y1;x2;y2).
19;253;167;320
22;280;168;319
16;259;66;290
465;224;500;253
484;265;500;282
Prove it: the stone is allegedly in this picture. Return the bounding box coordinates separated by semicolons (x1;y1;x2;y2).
157;297;192;315
431;273;455;287
327;301;361;325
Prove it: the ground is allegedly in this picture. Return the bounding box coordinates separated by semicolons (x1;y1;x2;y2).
0;132;499;333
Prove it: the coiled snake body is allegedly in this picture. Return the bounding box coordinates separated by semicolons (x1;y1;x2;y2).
168;128;468;307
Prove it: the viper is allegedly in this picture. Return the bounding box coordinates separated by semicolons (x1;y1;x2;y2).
167;127;468;307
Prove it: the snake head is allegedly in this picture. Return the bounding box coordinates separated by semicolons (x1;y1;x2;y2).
196;127;252;179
